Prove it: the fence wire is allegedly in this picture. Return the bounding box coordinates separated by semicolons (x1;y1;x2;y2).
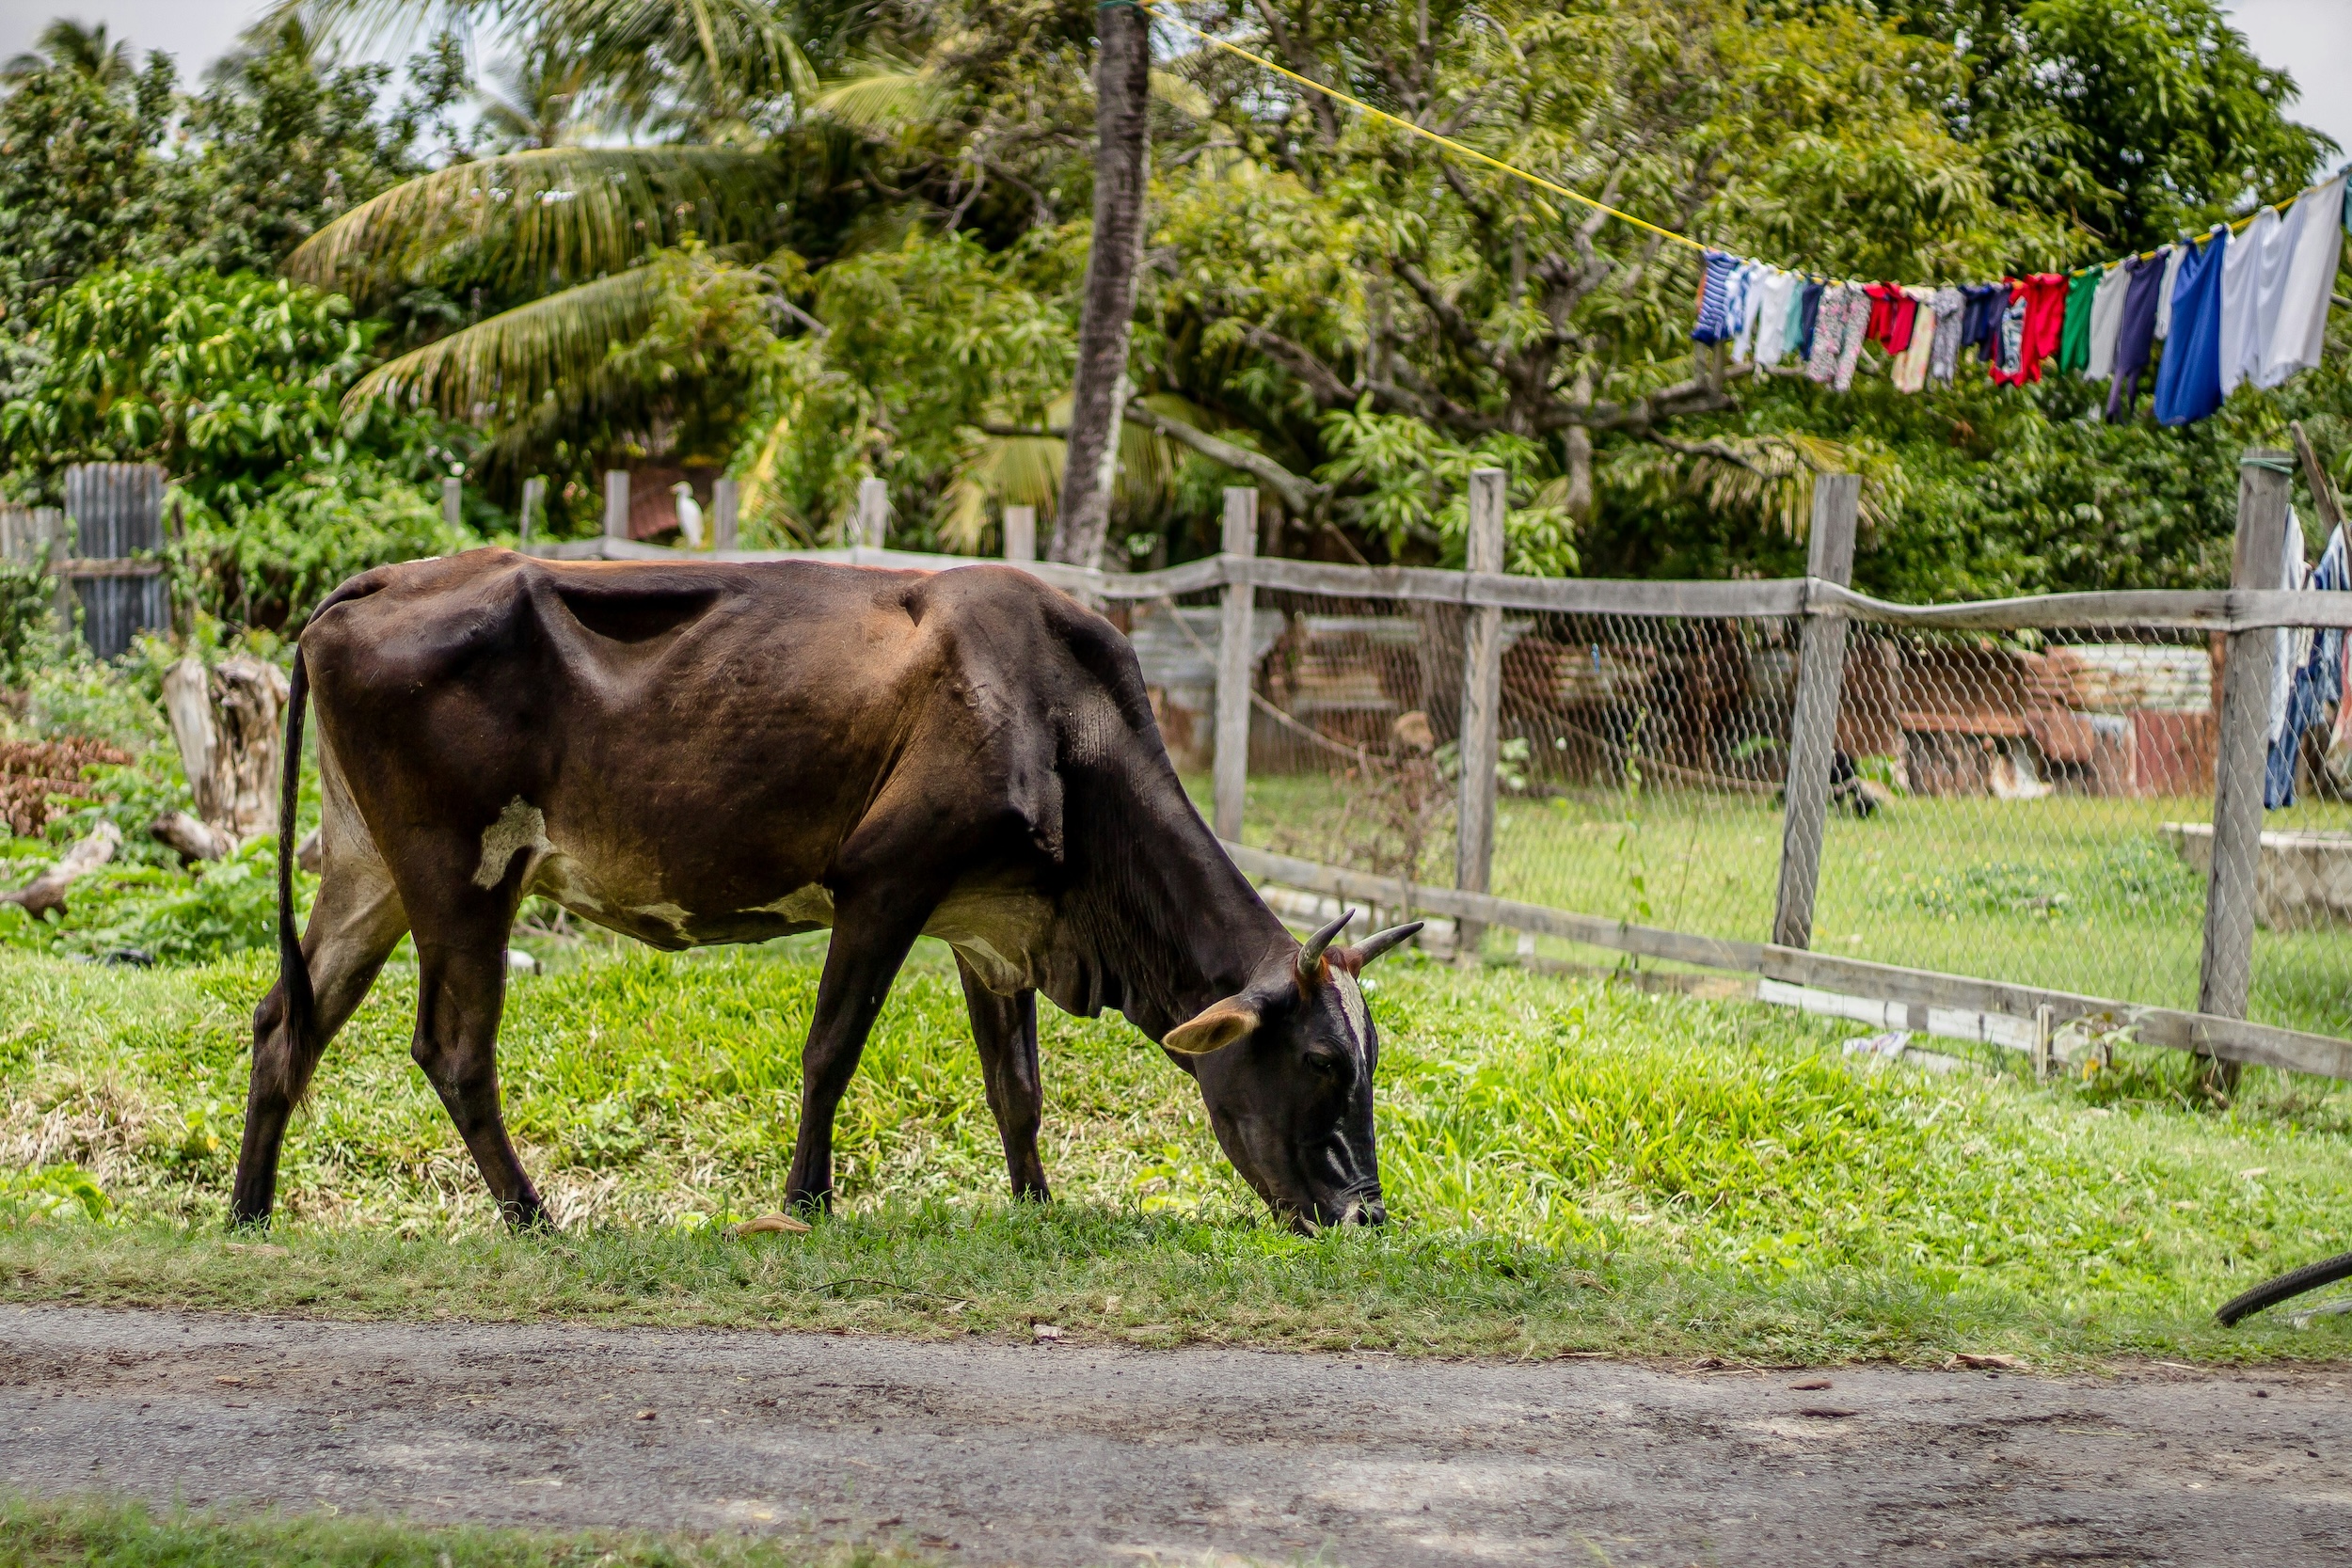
1136;593;2352;1041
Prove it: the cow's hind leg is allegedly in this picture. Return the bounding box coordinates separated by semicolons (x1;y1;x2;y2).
231;863;408;1226
409;925;546;1227
956;956;1048;1202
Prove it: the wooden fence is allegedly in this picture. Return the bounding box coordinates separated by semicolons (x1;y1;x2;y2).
527;446;2352;1082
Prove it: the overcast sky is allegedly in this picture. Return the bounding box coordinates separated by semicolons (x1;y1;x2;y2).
2;0;2349;166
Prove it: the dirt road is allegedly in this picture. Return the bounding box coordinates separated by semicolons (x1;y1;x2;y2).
3;1305;2347;1565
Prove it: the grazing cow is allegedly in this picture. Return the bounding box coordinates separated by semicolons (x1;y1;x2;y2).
230;551;1420;1232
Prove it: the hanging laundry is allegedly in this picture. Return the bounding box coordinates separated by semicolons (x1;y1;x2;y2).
2020;273;2070;380
1794;279;1827;363
1729;263;1772;363
2106;252;2168;421
2263;175;2346;388
1988;284;2029;385
1781;276;1810;362
2057;269;2101;375
2153;227;2228;426
1805;283;1870;391
2217;204;2279;397
1891;286;1938;392
1959;281;2008;362
1926;286;1966;384
1751;267;1799;366
1692;248;1740;343
2084;262;2130;381
2266;517;2340;810
1865;282;1919;355
2154;243;2186;340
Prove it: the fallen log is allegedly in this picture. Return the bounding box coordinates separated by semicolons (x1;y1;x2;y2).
150;810;232;863
0;820;122;920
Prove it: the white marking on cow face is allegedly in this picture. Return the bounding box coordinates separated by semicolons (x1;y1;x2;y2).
475;798;554;890
1331;972;1371;1062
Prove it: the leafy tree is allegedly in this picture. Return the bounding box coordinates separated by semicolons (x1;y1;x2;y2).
0;47;178;336
0;265;458;513
174;17;443;279
2;19;137;86
1884;0;2336;251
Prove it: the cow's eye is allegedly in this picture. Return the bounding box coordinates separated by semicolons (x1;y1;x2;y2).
1303;1044;1349;1075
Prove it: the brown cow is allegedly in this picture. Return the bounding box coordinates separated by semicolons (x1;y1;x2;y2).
230;550;1419;1231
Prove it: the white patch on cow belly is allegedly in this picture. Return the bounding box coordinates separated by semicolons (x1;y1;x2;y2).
925;886;1053;993
1333;973;1371;1060
474;798;555;889
630;902;693;936
750;884;834;925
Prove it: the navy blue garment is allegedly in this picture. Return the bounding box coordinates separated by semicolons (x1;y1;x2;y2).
1794;280;1825;361
2266;529;2348;809
2153;228;2227;426
1959;281;2008;360
1692;249;1740;343
2105;252;2168;422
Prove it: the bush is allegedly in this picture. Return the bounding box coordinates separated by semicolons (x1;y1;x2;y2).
180;460;473;630
0;834;301;965
0;559;58;689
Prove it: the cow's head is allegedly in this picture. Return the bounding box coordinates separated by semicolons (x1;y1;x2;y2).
1162;910;1422;1232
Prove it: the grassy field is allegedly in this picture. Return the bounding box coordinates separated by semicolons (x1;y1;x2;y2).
1225;772;2352;1037
5;935;2352;1367
0;1494;924;1568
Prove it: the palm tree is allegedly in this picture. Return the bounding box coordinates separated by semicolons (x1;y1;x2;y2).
476;38;596;150
290;0;859;423
3;18;138;87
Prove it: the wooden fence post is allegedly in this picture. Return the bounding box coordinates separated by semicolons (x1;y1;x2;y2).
856;478;890;549
1454;468;1508;959
2198;450;2296;1063
441;476;463;529
1772;472;1861;950
1002;504;1037;563
602;470;629;543
711;479;739;553
1212;486;1258;843
518;477;546;547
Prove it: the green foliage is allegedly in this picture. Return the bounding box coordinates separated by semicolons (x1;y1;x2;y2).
0;265;403;509
173;16;434;279
0;1162;108;1226
0;49;177;336
179;459;473;631
1889;0;2337;251
0;836;298;966
0;561;58;688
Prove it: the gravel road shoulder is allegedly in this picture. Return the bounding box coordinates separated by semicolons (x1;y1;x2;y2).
4;1305;2348;1566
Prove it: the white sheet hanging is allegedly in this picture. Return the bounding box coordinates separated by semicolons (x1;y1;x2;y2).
2218;204;2277;397
2262;176;2347;389
2084;262;2130;381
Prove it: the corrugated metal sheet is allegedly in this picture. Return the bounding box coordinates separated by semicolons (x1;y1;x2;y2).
62;464;168;659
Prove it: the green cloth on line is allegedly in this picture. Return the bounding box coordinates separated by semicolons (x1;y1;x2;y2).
2058;269;2102;375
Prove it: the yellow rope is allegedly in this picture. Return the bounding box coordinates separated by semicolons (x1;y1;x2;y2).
1141;3;1707;253
1146;1;2339;282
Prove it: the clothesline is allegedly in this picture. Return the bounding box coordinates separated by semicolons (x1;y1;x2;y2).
1692;175;2349;426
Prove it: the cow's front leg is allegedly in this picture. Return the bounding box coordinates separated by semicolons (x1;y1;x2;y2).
956;956;1049;1202
785;895;930;1214
411;935;545;1227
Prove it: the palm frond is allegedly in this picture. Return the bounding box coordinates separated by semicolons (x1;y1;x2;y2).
345;267;665;420
286;146;774;297
815;66;949;136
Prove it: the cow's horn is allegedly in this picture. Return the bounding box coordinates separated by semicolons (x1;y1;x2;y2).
1296;909;1354;982
1354;921;1425;965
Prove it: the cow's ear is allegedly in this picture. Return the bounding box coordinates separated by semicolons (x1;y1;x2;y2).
1164;998;1260;1055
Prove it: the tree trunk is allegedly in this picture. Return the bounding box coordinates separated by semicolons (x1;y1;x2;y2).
1051;0;1152;570
2;820;120;919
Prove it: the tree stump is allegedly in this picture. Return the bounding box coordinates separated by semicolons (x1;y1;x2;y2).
158;653;290;858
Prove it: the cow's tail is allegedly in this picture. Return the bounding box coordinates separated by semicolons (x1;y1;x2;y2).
276;640;314;1051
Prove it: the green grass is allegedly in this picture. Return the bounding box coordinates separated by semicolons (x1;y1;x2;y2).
6;938;2352;1366
0;1494;927;1568
1221;771;2352;1037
